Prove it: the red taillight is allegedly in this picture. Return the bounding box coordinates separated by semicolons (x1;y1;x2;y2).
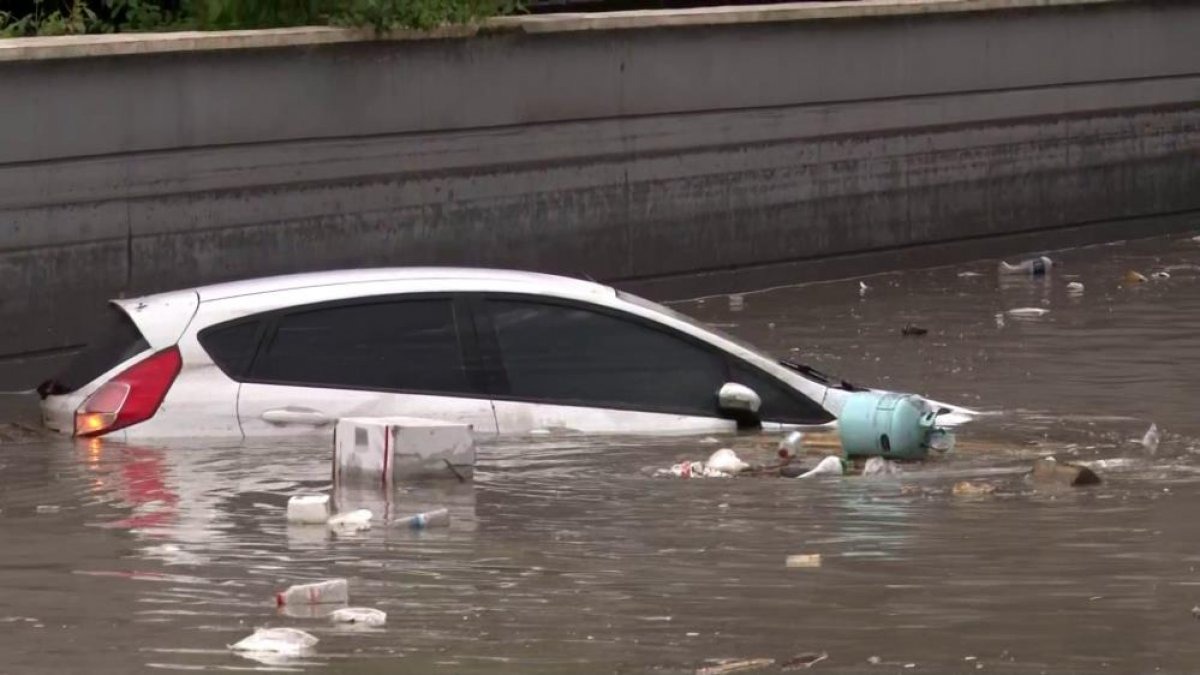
75;347;182;437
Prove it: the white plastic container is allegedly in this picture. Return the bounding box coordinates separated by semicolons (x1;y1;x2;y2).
275;578;349;607
396;507;450;530
286;495;330;524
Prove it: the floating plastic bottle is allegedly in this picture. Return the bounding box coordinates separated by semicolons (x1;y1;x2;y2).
396;508;450;530
275;578;349;606
777;430;805;459
998;255;1052;275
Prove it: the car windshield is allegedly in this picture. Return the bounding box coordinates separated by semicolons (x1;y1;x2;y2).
616;290;775;356
616;290;854;389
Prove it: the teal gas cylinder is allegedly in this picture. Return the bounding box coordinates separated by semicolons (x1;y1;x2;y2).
837;391;950;460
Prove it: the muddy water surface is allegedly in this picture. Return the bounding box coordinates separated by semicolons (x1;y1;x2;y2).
3;234;1200;673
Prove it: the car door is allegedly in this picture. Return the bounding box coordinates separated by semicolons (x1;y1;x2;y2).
230;295;498;437
475;296;740;435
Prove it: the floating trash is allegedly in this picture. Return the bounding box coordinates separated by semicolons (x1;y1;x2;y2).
1141;423;1160;453
862;457;902;477
1152;271;1171;280
794;456;844;479
900;324;928;337
705;448;749;474
1066;281;1085;294
781;652;829;670
1123;270;1148;284
229;627;318;656
330;607;387;627
778;430;805;459
859;281;869;297
785;554;822;569
287;495;330;525
276;578;350;606
397;508;450;530
1007;307;1050;318
1030;457;1101;487
697;658;776;675
327;509;373;533
952;481;996;497
998;256;1052;275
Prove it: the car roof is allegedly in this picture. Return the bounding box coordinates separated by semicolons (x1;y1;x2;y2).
192;267;614;302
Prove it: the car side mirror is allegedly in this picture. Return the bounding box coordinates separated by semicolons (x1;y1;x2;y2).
717;382;762;430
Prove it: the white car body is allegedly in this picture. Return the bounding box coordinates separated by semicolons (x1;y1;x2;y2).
41;268;894;441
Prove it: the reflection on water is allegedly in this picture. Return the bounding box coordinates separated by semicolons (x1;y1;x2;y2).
3;234;1200;672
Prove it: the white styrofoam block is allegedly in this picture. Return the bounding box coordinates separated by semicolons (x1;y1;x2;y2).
334;417;475;486
286;495;331;524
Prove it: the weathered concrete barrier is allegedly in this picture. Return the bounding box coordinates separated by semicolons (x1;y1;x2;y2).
2;0;1199;387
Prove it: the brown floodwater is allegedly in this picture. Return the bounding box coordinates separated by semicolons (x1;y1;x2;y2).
3;233;1200;673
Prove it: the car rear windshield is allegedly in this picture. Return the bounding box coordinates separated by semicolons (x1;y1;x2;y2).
43;305;150;395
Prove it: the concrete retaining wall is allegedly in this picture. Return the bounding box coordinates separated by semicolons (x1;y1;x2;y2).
2;0;1199;387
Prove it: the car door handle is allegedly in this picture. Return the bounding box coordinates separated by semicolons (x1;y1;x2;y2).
261;407;332;426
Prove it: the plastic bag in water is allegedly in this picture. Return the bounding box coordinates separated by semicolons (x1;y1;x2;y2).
230;627;318;655
330;607;387;627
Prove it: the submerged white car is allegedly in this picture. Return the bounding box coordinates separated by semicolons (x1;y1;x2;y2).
40;268;885;441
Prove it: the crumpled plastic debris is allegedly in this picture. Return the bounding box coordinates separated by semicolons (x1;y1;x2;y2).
1141;423;1160;453
229;627;318;656
796;455;844;478
862;457;902;477
660;461;733;479
327;509;373;533
656;448;749;479
705;448;749;474
330;607;387;627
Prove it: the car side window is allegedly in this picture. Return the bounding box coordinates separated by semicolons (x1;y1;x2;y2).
485;299;727;415
731;362;833;424
248;299;474;395
199;320;262;379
